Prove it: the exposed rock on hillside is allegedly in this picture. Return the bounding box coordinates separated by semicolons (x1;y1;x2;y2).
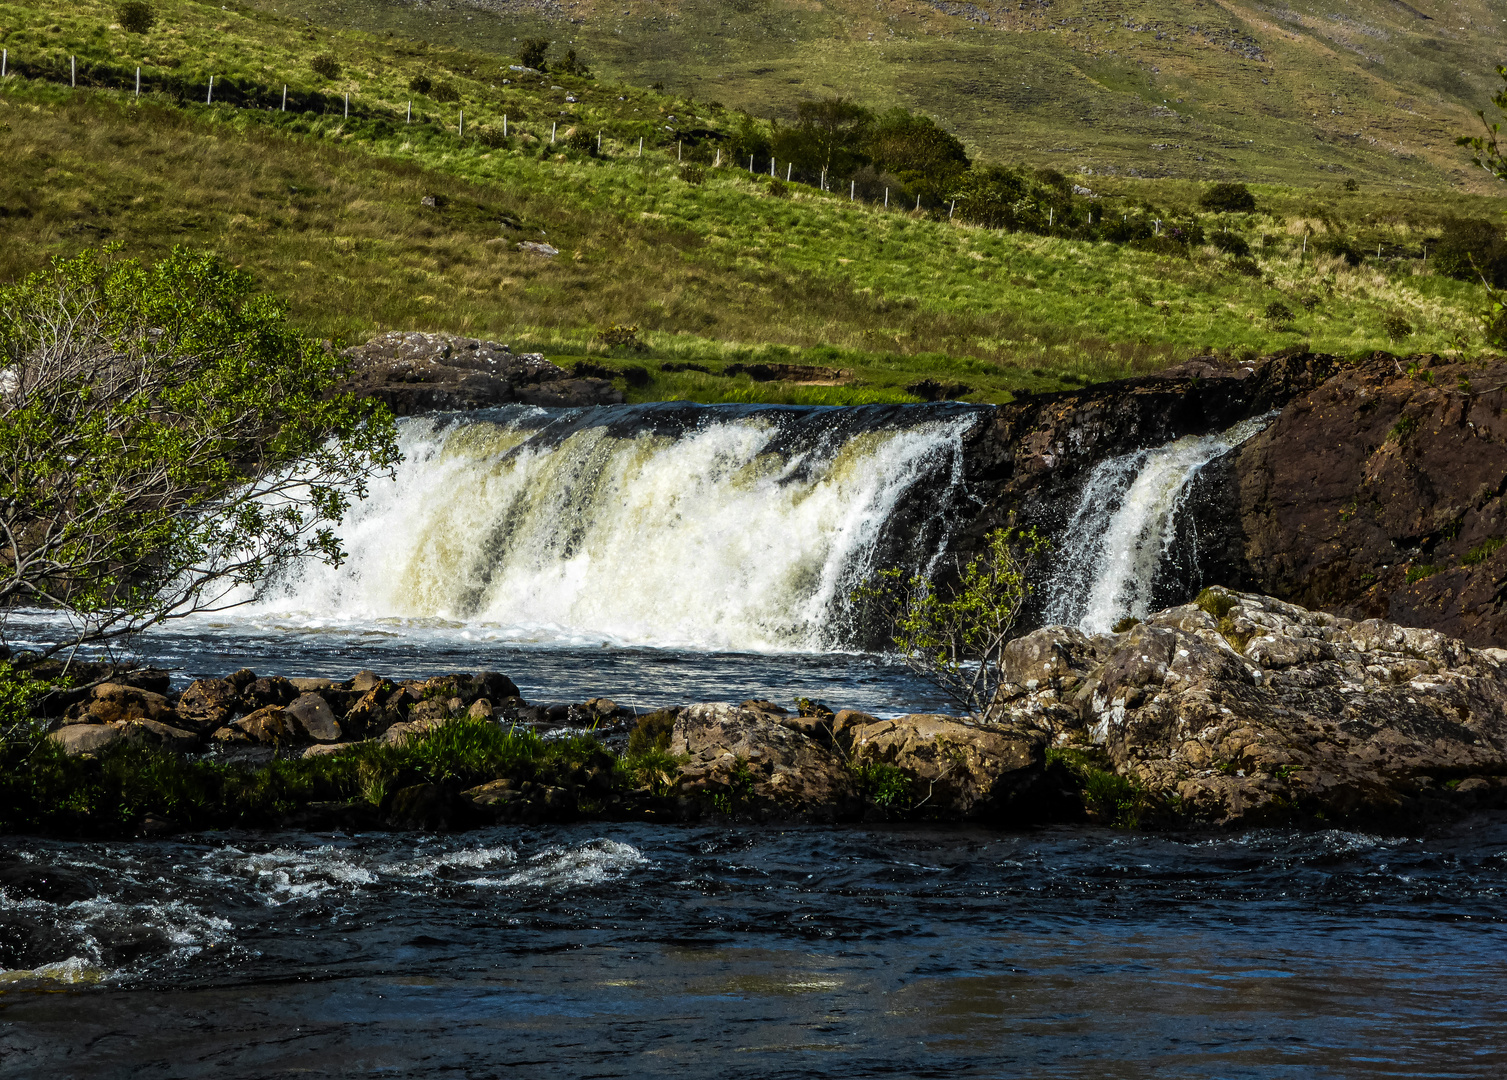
339;330;622;414
997;588;1507;826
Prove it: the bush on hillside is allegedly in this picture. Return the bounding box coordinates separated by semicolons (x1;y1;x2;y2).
1432;218;1507;286
1211;231;1251;258
557;49;591;77
1200;182;1257;213
117;1;155;33
678;163;705;184
408;74;433;95
1314;235;1363;266
518;38;550;71
310;54;341;80
431;81;460;103
1383;313;1414;341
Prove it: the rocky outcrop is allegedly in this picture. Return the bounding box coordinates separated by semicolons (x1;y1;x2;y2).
996;588;1507;826
1214;353;1507;648
338;331;623;415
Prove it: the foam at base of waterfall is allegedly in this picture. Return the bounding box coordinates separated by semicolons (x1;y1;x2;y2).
236;405;977;654
1041;414;1273;635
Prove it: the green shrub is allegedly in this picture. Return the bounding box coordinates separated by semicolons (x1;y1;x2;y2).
310;54;341;80
518;38;550;71
408;74;432;95
431;81;460;104
1314;235;1363;266
1264;300;1296;324
1199;182;1256;213
596;323;643;350
678;164;705;185
854;761;912;808
117;0;155;33
1462;537;1504;565
557;48;590;77
1432;218;1507;286
1406;563;1441;583
1388;415;1418;442
1383;313;1414;341
1211;231;1251;258
626;709;675;755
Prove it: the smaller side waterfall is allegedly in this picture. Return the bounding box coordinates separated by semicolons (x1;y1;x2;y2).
1040;414;1272;634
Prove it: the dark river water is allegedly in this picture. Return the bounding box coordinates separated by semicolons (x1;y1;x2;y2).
2;822;1504;1078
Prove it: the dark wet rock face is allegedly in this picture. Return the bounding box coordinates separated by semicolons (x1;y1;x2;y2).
339;331;622;415
1222;354;1507;647
997;590;1507;827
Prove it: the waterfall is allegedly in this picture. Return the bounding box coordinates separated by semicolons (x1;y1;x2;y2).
245;403;982;653
1040;414;1273;635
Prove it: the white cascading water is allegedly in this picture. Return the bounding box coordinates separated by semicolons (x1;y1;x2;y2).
1040;414;1273;635
243;405;978;653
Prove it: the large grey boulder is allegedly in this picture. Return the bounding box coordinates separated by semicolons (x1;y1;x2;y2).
996;589;1507;825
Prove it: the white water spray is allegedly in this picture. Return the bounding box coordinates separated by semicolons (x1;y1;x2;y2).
1041;414;1273;635
244;405;978;653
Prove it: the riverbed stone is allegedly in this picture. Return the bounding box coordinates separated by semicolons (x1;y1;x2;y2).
48;723;124;756
840;714;1045;818
65;683;175;727
670;703;859;820
233;706;298;745
285;693;341;742
120;718;201;754
176;678;240;729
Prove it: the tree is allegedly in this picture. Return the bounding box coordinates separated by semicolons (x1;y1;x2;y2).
771;97;873;179
518;38;550;71
853;527;1047;718
0;247;400;658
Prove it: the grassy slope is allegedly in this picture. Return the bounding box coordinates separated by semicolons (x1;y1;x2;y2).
0;0;1500;404
242;0;1507;190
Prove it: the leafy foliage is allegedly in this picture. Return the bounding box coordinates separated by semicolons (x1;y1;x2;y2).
518;38;550;71
1200;183;1257;213
116;1;154;34
1458;64;1507;182
310;54;341;80
0;247;399;655
854;527;1047;717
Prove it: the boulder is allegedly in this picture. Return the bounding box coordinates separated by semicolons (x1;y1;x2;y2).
120;718;201;754
243;676;297;709
289;677;336;692
670;703;859;820
301;743;354;759
841;714;1045;818
233;706;298;745
48;724;123;756
285;693;341;742
176;678;240;729
996;590;1507;826
65;683;175;727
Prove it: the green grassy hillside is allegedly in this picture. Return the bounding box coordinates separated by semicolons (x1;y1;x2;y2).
239;0;1507;190
0;0;1502;404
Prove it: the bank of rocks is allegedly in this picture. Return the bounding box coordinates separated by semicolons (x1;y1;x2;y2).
338;330;622;414
997;588;1507;827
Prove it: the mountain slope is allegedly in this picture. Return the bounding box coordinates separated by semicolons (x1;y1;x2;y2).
258;0;1507;189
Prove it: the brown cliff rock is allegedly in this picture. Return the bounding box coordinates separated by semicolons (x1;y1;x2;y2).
1228;353;1507;647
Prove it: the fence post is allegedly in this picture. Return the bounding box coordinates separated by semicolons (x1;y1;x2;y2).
459;110;463;136
749;155;754;172
884;188;888;208
949;200;955;219
598;130;602;153
916;193;921;211
281;85;286;111
71;55;76;88
2;48;6;79
850;180;855;200
770;158;775;177
786;163;791;182
344;92;349;119
640;137;644;158
551;121;556;144
678;141;682;161
407;101;411;124
136;66;141;97
503;114;508;137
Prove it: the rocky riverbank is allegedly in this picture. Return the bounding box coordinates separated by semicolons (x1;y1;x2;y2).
19;589;1505;836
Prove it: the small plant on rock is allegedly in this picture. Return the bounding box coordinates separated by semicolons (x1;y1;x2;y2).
853;526;1048;717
